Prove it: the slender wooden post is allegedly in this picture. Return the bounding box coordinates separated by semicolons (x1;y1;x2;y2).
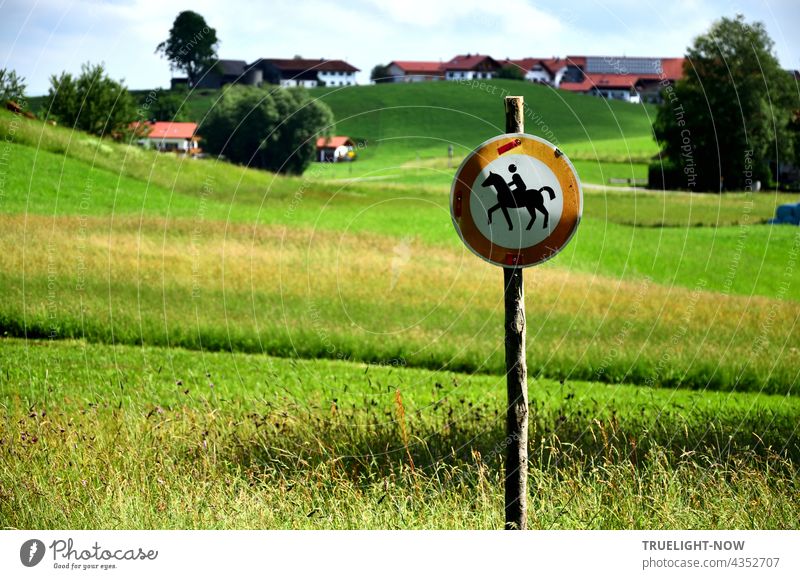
503;95;528;530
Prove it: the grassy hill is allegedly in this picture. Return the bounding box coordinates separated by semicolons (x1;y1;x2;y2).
175;80;660;186
308;80;660;186
310;80;657;157
2;100;799;529
30;80;660;186
175;81;658;158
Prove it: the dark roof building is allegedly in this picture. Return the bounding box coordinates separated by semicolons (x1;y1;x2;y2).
248;58;360;87
170;58;360;89
186;59;250;89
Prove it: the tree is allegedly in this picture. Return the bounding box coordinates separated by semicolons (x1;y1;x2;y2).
0;68;27;103
653;15;796;191
46;62;136;137
370;64;392;84
137;90;189;122
156;11;219;87
201;85;335;175
497;65;525;81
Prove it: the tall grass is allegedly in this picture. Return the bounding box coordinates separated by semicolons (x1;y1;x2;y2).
1;338;797;529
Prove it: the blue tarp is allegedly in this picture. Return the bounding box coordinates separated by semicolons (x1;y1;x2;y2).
769;203;800;225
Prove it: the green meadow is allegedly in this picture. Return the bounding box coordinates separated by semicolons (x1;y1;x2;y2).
2;79;799;529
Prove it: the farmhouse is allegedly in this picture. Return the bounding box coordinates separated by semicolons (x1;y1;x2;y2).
171;58;359;89
134;121;201;155
247;58;359;88
316;136;356;162
502;57;570;85
386;61;443;82
382;53;684;103
558;56;685;103
442;54;501;80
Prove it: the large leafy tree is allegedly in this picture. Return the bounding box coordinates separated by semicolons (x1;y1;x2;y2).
156;11;219;87
201;86;335;175
653;15;797;191
46;62;135;137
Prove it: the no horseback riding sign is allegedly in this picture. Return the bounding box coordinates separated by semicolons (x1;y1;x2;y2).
450;133;582;267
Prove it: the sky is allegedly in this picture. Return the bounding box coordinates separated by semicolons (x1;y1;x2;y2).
2;0;798;95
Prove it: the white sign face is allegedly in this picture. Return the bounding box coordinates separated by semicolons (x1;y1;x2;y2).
468;153;564;249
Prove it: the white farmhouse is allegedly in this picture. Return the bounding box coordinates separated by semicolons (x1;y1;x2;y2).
134;122;201;155
247;58;359;88
442;54;501;81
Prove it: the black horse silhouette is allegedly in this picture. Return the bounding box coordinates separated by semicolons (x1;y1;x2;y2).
483;166;556;231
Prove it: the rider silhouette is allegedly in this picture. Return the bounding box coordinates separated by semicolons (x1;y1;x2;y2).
507;164;527;196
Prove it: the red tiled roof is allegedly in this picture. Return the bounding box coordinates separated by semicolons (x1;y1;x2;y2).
659;58;685;80
560;72;674;92
501;57;569;78
502;57;568;76
133;121;198;140
540;58;568;75
390;61;442;73
444;54;500;71
316;136;353;148
503;58;539;71
558;79;594;92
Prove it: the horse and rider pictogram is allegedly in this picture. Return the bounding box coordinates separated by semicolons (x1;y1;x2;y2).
482;163;556;231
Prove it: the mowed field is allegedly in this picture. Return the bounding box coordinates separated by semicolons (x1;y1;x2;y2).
2;79;800;529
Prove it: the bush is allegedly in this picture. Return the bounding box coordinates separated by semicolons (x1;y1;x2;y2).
370;64;392;83
497;66;525;81
648;160;686;191
201;85;335;174
46;62;136;138
137;90;189;122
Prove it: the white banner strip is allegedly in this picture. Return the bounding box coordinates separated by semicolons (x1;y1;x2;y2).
2;530;798;578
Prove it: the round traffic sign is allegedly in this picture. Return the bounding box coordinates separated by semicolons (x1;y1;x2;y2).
450;133;582;267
